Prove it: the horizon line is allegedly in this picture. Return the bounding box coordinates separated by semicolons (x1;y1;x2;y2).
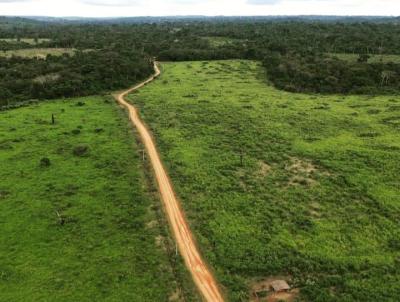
1;14;399;18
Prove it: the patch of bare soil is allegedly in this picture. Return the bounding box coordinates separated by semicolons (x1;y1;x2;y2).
266;290;300;302
169;289;184;301
257;161;272;177
155;235;167;251
250;277;299;302
286;157;319;187
146;219;158;229
309;202;322;218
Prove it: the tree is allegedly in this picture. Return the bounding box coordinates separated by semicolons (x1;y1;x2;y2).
357;53;370;63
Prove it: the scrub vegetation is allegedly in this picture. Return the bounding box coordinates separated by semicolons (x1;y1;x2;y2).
130;60;400;301
328;53;400;64
0;97;199;302
0;38;51;45
0;47;75;58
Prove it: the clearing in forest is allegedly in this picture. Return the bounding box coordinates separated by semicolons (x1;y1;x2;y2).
0;48;76;58
0;97;199;302
328;53;400;63
130;60;400;301
0;38;51;44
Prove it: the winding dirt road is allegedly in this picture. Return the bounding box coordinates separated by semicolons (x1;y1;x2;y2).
115;62;224;302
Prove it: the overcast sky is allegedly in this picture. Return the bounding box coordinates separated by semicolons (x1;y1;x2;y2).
0;0;399;17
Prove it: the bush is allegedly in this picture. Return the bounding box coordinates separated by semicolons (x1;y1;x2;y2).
40;157;51;167
72;145;89;157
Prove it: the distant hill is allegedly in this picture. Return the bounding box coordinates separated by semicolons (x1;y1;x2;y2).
0;16;42;28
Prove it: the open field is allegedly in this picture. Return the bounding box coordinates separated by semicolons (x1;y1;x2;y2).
0;38;51;44
329;53;400;63
0;97;199;301
129;60;400;301
0;48;75;58
202;36;247;47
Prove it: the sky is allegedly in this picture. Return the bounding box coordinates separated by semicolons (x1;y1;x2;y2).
0;0;399;17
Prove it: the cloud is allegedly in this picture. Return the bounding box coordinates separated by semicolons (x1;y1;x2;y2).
80;0;141;6
0;0;31;2
80;0;207;6
247;0;333;4
0;0;398;17
247;0;282;4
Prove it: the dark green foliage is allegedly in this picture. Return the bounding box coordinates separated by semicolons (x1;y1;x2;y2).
0;50;153;106
39;157;51;167
262;52;400;94
358;53;370;63
72;145;88;156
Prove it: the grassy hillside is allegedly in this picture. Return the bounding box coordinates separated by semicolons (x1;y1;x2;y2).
129;60;400;301
0;97;199;302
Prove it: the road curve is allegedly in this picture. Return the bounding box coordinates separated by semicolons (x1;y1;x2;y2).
115;62;224;302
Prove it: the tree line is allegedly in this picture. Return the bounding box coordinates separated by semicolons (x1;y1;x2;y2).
262;52;400;94
0;49;153;108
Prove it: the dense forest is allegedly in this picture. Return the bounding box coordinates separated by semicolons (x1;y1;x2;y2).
1;16;400;107
0;50;152;107
262;52;400;94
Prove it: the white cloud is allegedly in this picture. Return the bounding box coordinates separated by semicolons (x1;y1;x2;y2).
0;0;398;17
247;0;281;4
79;0;144;6
0;0;30;2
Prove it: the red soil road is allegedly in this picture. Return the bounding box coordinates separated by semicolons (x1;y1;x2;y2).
115;62;224;302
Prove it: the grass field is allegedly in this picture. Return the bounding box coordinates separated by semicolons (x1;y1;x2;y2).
0;97;200;302
0;48;75;58
202;36;247;47
129;60;400;301
0;38;51;45
329;53;400;63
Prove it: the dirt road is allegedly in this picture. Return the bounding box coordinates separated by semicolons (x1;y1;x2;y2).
115;62;224;302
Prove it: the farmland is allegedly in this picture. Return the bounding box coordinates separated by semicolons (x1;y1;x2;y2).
129;60;400;301
0;97;199;302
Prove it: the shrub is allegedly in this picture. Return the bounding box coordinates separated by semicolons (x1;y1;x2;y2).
72;145;89;157
40;157;51;167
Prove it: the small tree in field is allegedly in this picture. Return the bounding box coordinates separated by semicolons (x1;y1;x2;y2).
357;53;370;63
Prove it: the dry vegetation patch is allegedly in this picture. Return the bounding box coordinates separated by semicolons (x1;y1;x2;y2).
286;157;326;187
33;73;60;84
0;48;76;58
257;160;272;177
